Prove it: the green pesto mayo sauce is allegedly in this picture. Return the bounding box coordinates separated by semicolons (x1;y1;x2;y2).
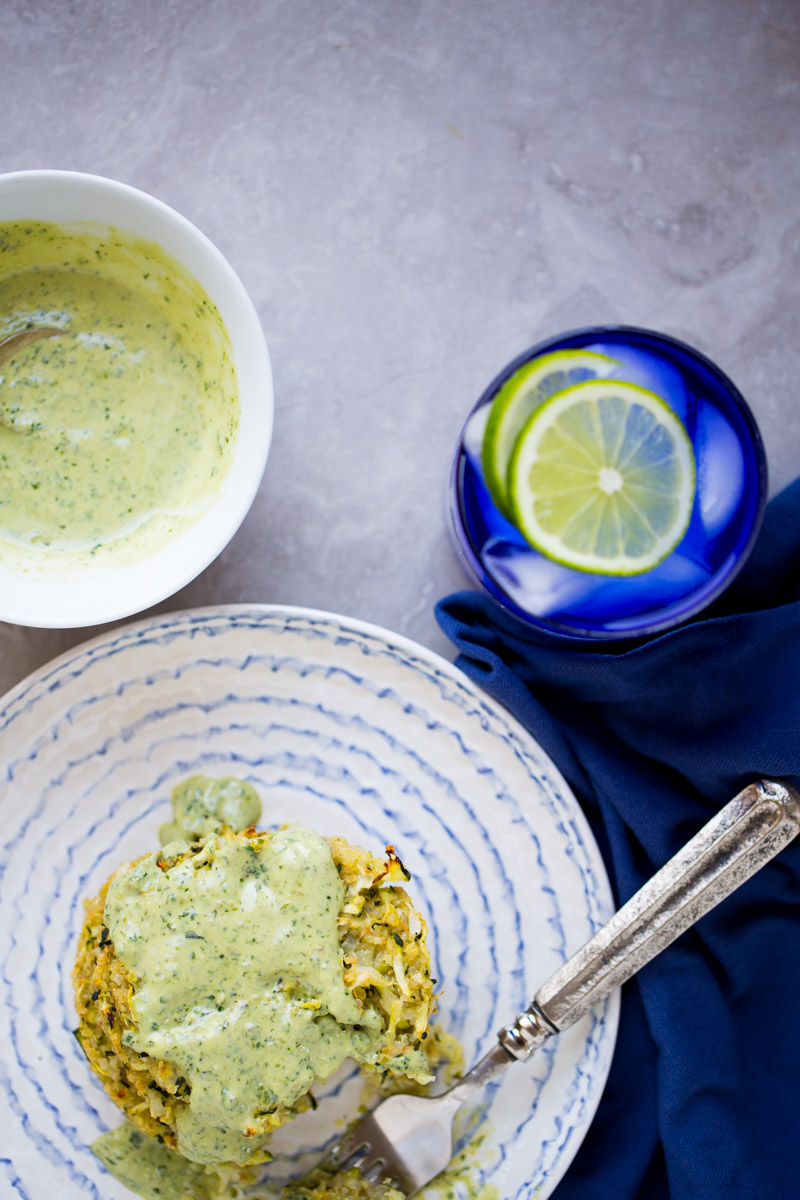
0;220;239;574
92;1122;235;1200
158;776;263;845
103;823;382;1167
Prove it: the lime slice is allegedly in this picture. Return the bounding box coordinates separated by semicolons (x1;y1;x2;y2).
508;379;696;575
482;350;619;518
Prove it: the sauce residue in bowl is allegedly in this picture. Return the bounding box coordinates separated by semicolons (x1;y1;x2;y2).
0;220;240;574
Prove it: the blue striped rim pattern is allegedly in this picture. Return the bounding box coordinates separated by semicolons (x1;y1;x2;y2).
0;605;618;1200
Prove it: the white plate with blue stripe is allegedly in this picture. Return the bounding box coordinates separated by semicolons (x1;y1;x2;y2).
0;605;618;1200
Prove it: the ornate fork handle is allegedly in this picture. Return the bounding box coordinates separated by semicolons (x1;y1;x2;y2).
324;780;800;1197
499;778;800;1059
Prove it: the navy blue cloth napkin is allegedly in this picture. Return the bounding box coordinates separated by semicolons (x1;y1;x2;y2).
435;478;800;1200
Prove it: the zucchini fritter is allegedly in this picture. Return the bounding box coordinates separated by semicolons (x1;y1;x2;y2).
74;826;435;1168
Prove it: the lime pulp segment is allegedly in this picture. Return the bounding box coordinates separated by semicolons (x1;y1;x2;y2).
508;379;696;576
481;350;619;518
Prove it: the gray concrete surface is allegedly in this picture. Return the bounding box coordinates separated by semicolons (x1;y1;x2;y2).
1;0;799;694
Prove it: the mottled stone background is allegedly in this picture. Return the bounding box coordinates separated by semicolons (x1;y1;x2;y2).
1;0;799;690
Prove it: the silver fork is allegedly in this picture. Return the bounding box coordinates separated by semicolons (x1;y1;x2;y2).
325;778;800;1195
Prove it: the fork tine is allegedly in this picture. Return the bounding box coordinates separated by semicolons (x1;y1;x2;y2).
327;1116;391;1180
323;1046;515;1194
327;1133;374;1174
326;1092;459;1196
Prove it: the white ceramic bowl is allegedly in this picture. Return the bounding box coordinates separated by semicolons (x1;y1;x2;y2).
0;170;273;628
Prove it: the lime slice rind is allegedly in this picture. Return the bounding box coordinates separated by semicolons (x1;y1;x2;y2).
481;350;620;518
508;379;696;576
